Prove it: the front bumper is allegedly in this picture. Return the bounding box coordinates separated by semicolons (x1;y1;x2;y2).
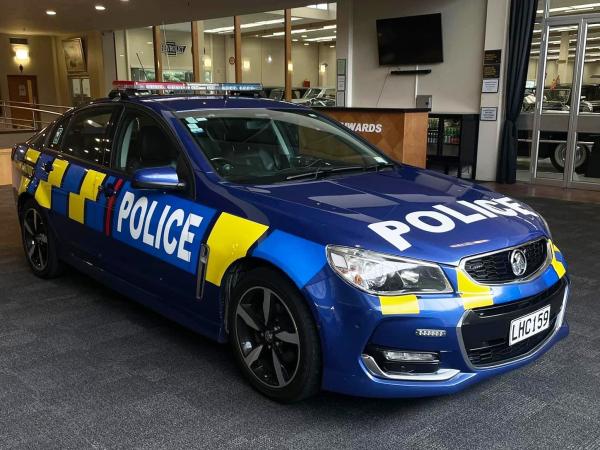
304;263;570;398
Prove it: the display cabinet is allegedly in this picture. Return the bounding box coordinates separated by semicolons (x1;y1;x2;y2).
426;113;479;179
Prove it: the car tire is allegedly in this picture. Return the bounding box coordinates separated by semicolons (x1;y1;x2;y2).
550;143;589;174
229;267;321;403
20;199;63;279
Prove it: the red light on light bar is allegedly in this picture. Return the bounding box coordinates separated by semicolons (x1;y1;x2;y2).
112;80;188;91
111;80;263;92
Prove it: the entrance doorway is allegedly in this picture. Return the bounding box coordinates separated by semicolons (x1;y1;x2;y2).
6;75;40;130
519;15;600;190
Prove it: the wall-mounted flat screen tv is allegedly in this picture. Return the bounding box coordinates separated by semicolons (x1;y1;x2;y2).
376;13;444;65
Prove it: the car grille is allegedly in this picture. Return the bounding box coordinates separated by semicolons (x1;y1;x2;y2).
463;239;548;284
460;278;567;367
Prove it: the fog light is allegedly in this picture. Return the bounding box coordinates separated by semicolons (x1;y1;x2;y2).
382;350;439;362
415;328;447;338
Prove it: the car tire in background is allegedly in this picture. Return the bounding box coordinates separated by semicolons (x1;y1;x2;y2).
550;143;589;174
229;266;321;403
19;199;63;279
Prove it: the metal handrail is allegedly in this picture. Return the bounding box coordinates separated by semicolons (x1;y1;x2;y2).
0;100;71;132
0;99;71;112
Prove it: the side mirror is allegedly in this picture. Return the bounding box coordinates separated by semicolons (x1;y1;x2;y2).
132;166;186;191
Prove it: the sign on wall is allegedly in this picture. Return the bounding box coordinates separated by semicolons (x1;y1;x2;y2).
161;41;187;56
482;49;501;93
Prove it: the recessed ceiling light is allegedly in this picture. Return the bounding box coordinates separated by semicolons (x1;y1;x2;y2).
330;45;335;48
292;38;299;42
46;10;57;15
301;35;308;38
303;42;309;46
95;5;106;11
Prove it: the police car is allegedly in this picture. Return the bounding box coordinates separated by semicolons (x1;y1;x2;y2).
11;81;569;402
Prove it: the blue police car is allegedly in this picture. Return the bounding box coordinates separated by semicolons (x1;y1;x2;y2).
11;81;569;402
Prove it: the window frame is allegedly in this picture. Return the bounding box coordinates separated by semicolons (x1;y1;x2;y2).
53;104;123;168
46;115;72;153
110;103;196;199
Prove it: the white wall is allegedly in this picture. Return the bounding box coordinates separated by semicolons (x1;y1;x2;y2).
347;0;487;112
475;0;510;181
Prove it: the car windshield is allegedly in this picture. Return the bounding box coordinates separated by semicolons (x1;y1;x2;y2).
303;89;320;99
178;108;393;184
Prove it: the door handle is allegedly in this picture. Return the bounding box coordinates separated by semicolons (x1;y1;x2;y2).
98;183;117;198
42;162;54;173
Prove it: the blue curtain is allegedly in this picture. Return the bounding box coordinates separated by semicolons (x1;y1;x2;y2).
496;0;538;183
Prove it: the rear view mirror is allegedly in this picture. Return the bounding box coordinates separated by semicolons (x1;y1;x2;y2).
132;166;186;191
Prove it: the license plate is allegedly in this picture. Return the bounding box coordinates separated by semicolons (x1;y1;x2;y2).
509;305;551;346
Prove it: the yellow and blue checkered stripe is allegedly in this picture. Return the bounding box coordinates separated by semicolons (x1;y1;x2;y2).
376;240;567;316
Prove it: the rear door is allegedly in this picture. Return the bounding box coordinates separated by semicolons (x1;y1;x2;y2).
35;105;122;262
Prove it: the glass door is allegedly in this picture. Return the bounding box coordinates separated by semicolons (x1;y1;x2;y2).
530;16;600;190
569;18;600;187
532;23;580;183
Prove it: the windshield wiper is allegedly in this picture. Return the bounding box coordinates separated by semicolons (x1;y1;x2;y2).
285;165;366;180
366;162;395;172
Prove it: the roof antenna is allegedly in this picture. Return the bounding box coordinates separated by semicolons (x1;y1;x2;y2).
136;52;148;81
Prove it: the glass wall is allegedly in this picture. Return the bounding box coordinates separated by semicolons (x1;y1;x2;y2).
114;27;155;81
520;0;600;188
111;5;337;104
160;23;193;82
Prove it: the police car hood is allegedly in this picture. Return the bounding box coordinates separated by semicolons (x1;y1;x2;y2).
242;166;547;266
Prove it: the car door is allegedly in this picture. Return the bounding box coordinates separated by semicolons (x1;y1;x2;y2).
38;105;122;262
100;107;217;322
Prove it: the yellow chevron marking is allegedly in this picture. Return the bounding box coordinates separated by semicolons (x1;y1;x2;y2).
24;148;41;164
457;269;494;309
34;181;53;209
205;213;268;286
33;158;70;210
68;169;106;224
17;176;30;195
379;294;420;315
550;241;566;279
48;158;69;187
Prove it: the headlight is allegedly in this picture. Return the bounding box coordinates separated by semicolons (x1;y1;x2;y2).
538;213;553;239
326;246;453;295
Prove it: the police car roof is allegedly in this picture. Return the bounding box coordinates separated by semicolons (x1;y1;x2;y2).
95;95;308;114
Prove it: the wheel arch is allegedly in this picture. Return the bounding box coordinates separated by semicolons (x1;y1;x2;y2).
17;192;34;217
219;256;322;338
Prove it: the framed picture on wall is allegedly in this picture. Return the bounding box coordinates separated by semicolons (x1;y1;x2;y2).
62;38;86;73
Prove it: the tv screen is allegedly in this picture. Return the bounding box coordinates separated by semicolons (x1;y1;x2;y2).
376;13;444;66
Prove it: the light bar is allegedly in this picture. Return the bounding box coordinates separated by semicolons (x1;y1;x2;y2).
112;80;263;93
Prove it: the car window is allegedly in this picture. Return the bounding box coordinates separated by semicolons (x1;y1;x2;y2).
61;108;117;165
179;108;391;184
27;126;50;150
115;110;192;193
47;117;70;151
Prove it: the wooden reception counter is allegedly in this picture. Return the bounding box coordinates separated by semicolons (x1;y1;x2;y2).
318;107;430;168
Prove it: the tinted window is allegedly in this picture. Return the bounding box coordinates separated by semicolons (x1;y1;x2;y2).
48;117;70;151
179;108;392;184
115;110;192;193
61;108;116;165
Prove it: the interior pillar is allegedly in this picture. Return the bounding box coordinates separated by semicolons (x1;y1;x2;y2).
152;25;163;82
234;16;242;82
284;9;292;101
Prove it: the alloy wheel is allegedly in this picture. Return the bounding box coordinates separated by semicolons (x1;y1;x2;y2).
234;286;301;388
23;208;49;271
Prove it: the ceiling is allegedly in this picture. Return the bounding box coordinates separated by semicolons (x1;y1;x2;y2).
1;0;330;35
